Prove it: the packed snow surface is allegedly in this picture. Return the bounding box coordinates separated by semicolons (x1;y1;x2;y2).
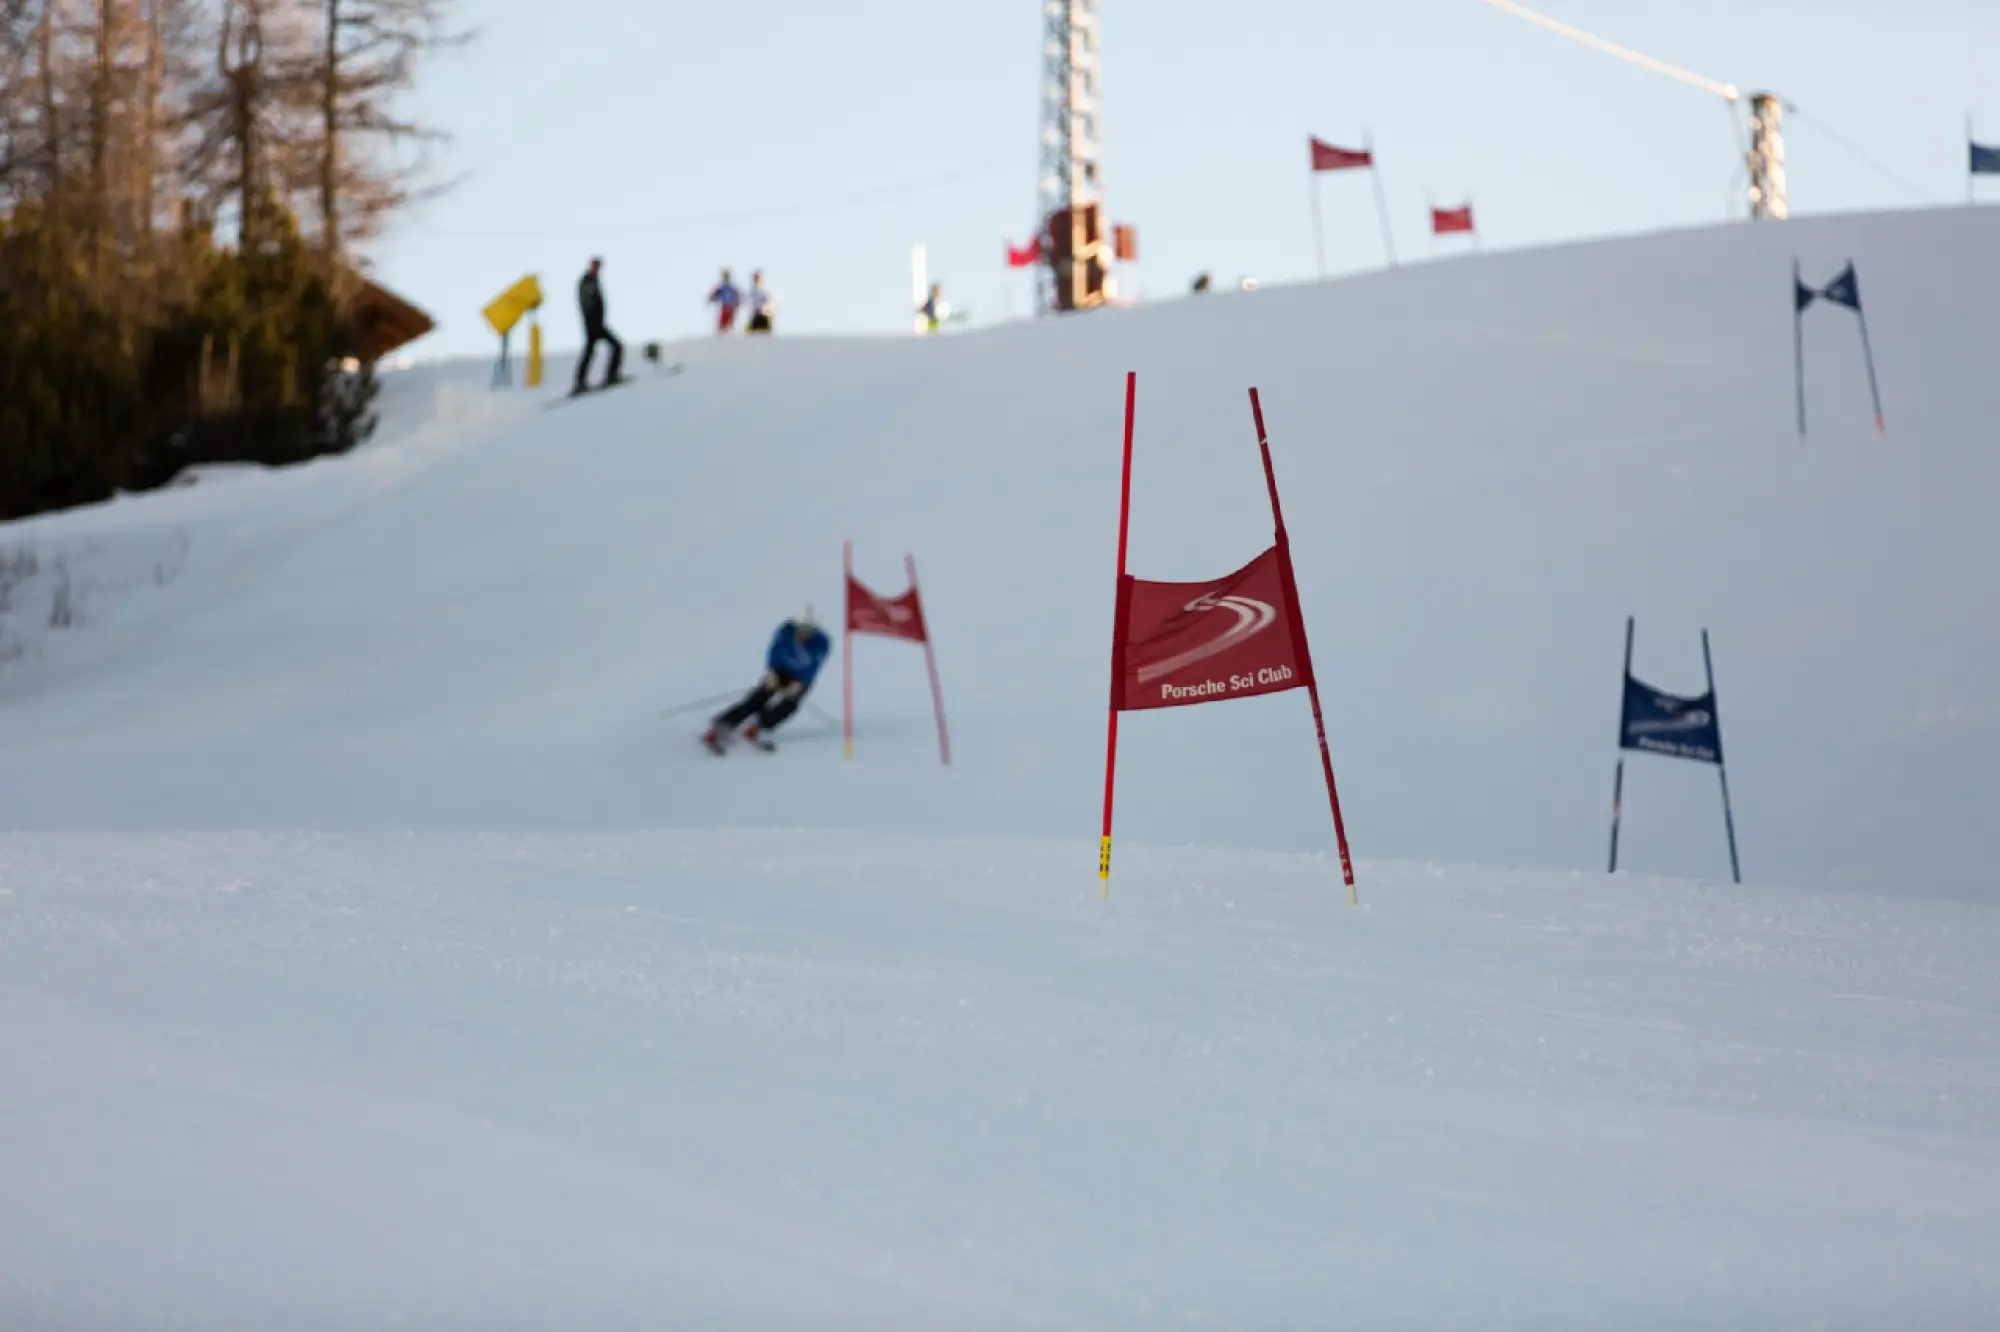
2;206;1998;1327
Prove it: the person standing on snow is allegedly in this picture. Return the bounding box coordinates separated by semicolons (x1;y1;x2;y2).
708;268;741;334
919;282;946;333
745;270;775;334
573;256;625;394
703;610;831;752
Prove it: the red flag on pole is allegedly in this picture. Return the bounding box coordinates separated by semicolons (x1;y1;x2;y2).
847;575;928;643
1308;134;1397;276
1310;137;1373;171
1098;374;1357;900
1115;548;1304;711
844;544;951;765
1006;238;1042;268
1431;204;1475;235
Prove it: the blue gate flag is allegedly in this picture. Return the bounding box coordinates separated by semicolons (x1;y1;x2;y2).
1798;263;1861;312
1973;140;2000;175
1620;675;1723;765
1821;263;1861;311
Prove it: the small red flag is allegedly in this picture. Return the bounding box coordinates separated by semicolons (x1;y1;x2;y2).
847;575;929;644
1432;205;1475;235
1310;137;1373;172
1114;546;1307;713
1006;237;1042;268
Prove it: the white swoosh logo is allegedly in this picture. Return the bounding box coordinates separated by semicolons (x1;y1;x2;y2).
1629;709;1711;734
1136;593;1278;682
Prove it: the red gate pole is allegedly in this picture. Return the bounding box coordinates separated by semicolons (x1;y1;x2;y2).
843;540;855;762
1101;371;1138;895
906;553;951;766
1248;388;1357;902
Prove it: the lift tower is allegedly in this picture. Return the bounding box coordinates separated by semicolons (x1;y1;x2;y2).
1038;0;1107;312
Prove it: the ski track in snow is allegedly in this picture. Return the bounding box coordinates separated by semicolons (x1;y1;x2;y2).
2;831;1998;1329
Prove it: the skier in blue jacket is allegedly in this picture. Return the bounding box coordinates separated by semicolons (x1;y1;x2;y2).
704;610;832;752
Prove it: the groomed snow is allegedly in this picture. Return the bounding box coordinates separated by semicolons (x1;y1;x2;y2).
2;205;1998;1327
5;833;1998;1329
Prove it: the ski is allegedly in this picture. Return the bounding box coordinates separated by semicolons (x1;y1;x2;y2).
698;726;774;755
544;364;682;410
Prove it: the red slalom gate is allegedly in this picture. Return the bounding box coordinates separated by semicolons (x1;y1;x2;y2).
844;541;951;765
1099;373;1356;901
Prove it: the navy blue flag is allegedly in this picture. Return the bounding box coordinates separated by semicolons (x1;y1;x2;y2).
1796;264;1861;313
1620;675;1723;765
1973;140;2000;175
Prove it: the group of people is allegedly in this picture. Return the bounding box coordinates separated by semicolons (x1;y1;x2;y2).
570;257;779;395
705;268;776;336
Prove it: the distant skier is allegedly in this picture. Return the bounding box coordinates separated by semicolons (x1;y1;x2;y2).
919;282;946;333
745;270;775;334
708;268;741;334
573;256;625;394
703;610;831;752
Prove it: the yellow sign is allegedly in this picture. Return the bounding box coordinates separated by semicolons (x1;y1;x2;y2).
481;275;543;337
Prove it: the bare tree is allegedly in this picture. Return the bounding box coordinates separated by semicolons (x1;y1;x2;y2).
178;0;311;244
0;0;37;201
299;0;462;271
134;0;203;240
37;0;63;197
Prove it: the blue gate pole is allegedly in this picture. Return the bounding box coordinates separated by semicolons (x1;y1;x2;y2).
1793;259;1808;440
1854;299;1886;434
1608;616;1634;874
1703;629;1742;884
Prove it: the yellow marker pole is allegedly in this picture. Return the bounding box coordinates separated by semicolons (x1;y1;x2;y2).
482;275;546;390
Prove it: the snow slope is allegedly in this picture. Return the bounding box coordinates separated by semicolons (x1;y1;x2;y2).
2;207;1997;892
5;833;1998;1329
3;206;1999;1326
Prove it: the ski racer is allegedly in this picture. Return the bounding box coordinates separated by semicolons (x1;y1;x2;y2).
703;610;831;752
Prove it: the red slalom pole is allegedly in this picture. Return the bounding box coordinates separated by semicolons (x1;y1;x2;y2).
906;553;951;766
1248;388;1357;902
1101;371;1137;895
843;540;855;761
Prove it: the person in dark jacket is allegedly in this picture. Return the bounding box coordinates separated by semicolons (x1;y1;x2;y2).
703;610;832;752
573;256;625;394
744;269;774;334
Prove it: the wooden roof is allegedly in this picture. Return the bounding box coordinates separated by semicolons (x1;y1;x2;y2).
347;277;436;362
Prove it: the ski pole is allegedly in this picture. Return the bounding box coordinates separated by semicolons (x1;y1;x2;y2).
658;691;742;721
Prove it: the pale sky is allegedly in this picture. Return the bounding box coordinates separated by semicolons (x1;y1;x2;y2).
372;1;2000;358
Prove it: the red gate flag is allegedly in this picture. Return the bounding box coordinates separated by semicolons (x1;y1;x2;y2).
1115;547;1303;711
1308;133;1397;276
1310;137;1373;171
843;543;951;765
1006;237;1042;268
847;575;928;643
1432;204;1474;235
1099;373;1357;901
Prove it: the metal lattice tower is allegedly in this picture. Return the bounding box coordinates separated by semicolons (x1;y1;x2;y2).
1745;92;1788;220
1037;0;1105;313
